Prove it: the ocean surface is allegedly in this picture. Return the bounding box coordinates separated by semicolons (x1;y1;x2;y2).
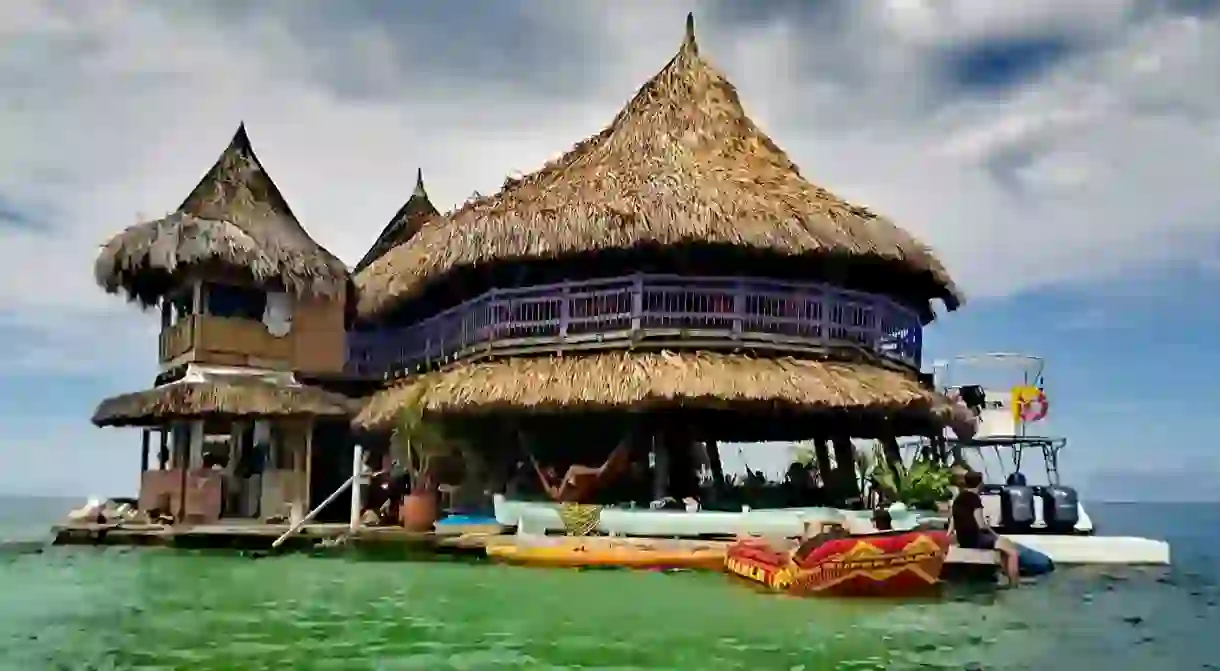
1;497;1216;670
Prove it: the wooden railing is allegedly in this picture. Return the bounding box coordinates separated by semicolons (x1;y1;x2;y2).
346;275;922;378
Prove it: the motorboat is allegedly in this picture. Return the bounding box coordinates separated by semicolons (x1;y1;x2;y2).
927;353;1169;565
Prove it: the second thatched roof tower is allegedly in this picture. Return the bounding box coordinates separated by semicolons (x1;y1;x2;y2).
353;169;440;275
95;124;349;307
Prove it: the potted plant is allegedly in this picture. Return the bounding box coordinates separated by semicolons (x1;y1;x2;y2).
869;446;954;512
390;384;456;532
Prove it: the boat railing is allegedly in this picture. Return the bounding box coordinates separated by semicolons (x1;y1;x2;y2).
346;274;922;377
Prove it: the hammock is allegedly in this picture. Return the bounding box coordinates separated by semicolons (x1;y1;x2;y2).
525;437;633;503
558;503;603;537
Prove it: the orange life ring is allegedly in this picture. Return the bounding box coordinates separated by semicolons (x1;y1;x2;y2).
1012;386;1049;422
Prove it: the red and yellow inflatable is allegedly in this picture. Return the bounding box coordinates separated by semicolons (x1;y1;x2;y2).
724;530;951;598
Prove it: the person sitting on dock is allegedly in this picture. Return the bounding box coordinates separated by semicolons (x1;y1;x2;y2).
526;439;633;504
950;470;1020;586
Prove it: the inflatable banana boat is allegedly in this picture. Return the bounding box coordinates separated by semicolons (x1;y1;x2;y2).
724;529;951;598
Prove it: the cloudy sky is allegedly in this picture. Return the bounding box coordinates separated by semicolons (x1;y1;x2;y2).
2;0;1218;501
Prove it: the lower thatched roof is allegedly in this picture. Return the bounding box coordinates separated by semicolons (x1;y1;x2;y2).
93;378;358;428
353;351;951;434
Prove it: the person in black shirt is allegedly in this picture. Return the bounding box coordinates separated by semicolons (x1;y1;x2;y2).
871;507;893;532
950;471;1020;585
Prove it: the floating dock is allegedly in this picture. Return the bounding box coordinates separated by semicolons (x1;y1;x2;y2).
48;522;1002;581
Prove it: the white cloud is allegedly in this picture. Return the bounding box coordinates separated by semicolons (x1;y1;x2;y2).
0;0;1217;380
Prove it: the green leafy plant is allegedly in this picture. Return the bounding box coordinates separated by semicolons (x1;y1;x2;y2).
869;445;953;510
390;384;457;492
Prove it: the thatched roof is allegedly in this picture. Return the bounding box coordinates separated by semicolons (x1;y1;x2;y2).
94;124;350;306
353;169;440;275
353;350;951;434
357;13;960;321
93;378;357;428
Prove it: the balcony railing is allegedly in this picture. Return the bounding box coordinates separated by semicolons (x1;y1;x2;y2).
346;274;922;378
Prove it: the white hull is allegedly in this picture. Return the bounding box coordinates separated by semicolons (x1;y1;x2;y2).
495;495;923;537
494;496;1169;566
1009;535;1170;565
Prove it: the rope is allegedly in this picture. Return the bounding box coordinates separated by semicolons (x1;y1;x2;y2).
557;503;602;537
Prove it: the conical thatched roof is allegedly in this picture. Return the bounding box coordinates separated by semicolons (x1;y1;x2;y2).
357;14;960;322
353;168;439;275
94;124;350;306
353;350;953;440
92;378;357;428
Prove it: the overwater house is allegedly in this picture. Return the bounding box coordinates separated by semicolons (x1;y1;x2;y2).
91;125;358;525
348;15;964;513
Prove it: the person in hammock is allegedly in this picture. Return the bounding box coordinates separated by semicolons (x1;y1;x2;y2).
526;438;633;503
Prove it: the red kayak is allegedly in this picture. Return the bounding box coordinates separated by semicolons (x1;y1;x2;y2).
724;529;951;598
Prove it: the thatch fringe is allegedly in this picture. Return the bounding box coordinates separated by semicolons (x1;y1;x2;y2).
353;350;950;433
353;168;439;274
94;124;349;307
92;378;358;428
357;13;960;321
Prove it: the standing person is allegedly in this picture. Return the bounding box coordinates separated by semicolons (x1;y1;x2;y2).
950;470;1020;586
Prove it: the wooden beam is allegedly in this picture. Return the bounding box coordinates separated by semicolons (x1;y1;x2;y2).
140;429;150;473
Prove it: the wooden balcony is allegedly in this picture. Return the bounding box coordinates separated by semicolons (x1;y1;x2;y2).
159;317;194;362
346;274;923;379
158;315;294;369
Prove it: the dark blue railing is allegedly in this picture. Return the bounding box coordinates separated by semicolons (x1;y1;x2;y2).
346;274;922;377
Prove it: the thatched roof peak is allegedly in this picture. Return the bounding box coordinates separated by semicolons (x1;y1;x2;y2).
357;14;961;321
353;167;441;275
94;123;349;306
412;167;428;199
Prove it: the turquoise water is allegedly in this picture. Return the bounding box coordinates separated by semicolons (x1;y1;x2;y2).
1;498;1217;670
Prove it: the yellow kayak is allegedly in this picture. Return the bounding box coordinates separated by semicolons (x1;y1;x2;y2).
485;537;727;570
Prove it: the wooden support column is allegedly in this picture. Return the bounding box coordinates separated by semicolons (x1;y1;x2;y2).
303;420;314;514
705;439;726;496
880;434;905;479
831;436;861;505
140;429;150;473
158;430;169;470
666;427;697;500
651;433;669;501
813;438;833;488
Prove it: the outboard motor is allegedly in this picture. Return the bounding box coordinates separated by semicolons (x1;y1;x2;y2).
1039;485;1080;533
998;484;1036;532
1005;471;1028;487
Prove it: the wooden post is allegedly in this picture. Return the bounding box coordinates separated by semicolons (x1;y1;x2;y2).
177;424;190;522
705;439;726;495
349;442;364;533
881;434;904;479
831;436;861;505
813;438;833;488
158;430;169;470
140;429;150;473
302;419;314;522
651;433;669;501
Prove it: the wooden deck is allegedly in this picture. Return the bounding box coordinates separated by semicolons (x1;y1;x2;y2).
50;521;504;553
